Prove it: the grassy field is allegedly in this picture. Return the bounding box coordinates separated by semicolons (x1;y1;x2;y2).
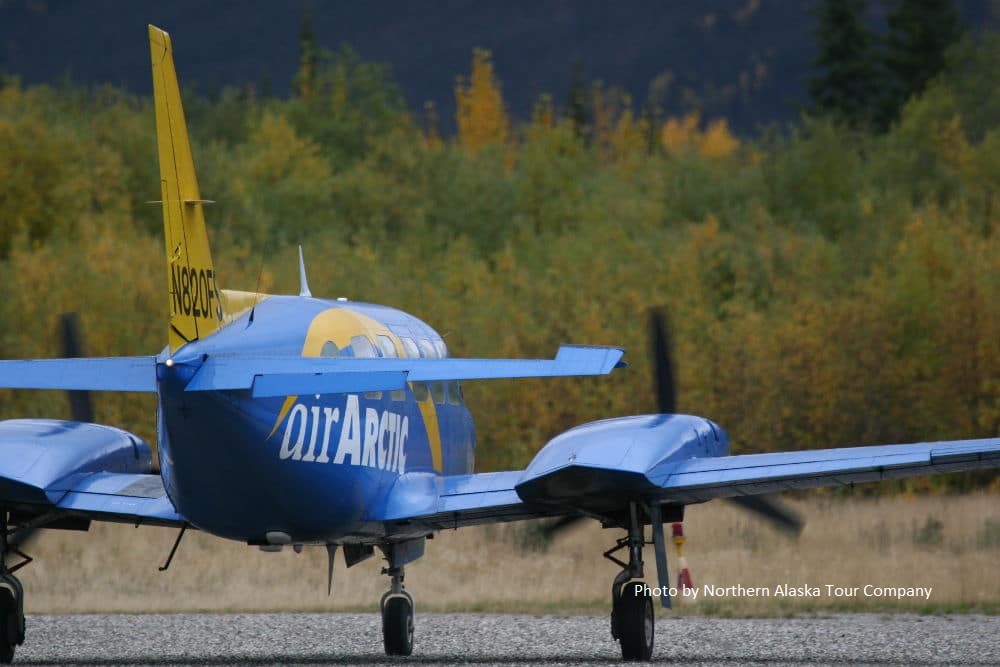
18;493;1000;616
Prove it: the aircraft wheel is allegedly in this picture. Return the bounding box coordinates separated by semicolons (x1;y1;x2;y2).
0;589;16;664
382;595;414;656
617;581;653;661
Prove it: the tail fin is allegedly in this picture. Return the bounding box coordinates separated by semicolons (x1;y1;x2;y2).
149;25;223;352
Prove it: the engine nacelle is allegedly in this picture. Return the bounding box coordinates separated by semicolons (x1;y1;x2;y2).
0;419;153;506
516;414;729;508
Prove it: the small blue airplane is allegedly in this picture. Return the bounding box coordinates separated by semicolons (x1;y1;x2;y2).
0;25;998;663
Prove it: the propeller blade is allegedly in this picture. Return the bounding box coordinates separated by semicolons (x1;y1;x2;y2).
8;530;34;550
649;503;671;609
727;494;803;536
649;309;677;414
541;514;585;541
59;312;94;423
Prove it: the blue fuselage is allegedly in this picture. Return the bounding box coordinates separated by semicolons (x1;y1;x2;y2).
155;296;475;543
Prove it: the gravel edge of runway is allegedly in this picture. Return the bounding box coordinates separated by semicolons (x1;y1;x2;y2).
13;612;1000;666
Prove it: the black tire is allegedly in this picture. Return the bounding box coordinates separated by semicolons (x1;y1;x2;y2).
617;581;653;661
0;589;15;664
382;595;414;656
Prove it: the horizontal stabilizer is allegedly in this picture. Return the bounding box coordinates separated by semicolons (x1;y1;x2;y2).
0;357;158;392
251;371;408;398
184;345;624;395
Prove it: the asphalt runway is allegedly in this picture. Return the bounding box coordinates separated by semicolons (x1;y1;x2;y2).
13;612;1000;666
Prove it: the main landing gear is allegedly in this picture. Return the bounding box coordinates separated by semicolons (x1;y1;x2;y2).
605;502;654;661
380;563;414;656
0;514;26;664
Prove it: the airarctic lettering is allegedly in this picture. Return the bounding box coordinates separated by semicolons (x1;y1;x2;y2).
170;264;222;320
278;395;408;474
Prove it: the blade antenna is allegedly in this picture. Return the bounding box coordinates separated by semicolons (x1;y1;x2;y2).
325;543;338;595
249;249;267;325
298;245;312;298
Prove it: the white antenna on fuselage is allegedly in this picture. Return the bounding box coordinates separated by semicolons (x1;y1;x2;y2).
298;245;312;298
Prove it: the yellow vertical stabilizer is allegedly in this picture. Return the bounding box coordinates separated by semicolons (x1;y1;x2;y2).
149;25;224;352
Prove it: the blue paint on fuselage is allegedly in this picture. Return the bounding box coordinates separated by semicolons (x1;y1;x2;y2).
155;296;474;543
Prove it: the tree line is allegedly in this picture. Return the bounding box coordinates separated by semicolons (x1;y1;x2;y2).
0;5;998;492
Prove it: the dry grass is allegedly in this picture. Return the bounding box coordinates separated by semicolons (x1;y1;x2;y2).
18;494;1000;615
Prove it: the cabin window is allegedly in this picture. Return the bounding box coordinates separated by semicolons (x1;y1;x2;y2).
320;341;339;357
417;339;436;359
431;381;446;404
347;336;381;399
378;336;406;401
377;335;397;358
447;380;462;405
400;337;419;359
412;382;429;402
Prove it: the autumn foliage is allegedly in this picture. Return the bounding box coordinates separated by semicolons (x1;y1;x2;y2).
455;49;510;153
1;40;999;494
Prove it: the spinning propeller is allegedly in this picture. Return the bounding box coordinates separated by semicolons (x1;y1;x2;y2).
648;308;802;536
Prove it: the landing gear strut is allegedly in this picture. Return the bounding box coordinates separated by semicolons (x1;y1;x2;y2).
605;502;654;661
380;564;414;656
0;514;26;664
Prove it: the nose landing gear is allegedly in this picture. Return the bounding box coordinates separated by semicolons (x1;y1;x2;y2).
379;539;425;657
380;565;414;656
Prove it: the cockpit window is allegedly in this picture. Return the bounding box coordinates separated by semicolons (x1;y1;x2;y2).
431;381;445;404
350;335;377;358
320;341;339;357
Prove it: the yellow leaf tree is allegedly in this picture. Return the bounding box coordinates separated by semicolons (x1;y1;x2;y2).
455;49;510;153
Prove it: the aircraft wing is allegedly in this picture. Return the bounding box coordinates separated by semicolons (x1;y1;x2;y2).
645;438;1000;503
2;470;185;529
380;437;1000;530
376;471;561;530
0;419;185;531
515;428;1000;512
51;472;184;527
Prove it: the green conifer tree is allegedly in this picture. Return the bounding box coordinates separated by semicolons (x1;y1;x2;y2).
881;0;965;126
807;0;881;127
295;11;318;99
566;59;589;140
